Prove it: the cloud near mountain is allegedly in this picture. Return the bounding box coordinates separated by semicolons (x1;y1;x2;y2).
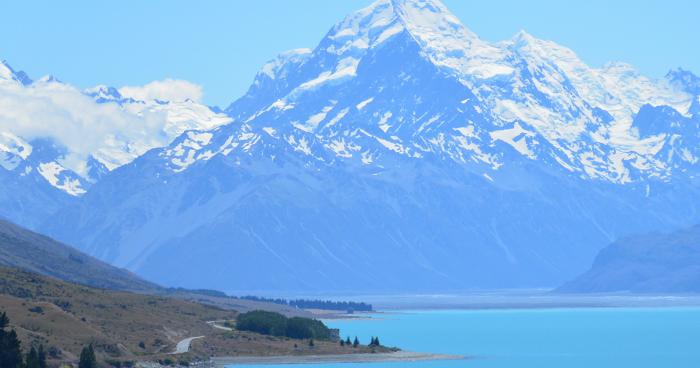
0;74;169;175
0;61;230;192
119;78;204;103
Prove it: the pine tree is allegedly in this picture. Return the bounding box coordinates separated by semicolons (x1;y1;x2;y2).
38;345;47;368
345;336;351;345
308;339;314;347
353;336;359;348
79;344;97;368
339;339;345;347
25;346;40;368
374;337;380;347
0;312;8;329
0;312;23;368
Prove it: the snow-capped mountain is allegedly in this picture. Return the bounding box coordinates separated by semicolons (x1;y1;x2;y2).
42;0;700;292
223;0;695;184
80;84;232;171
0;60;231;225
0;59;231;230
0;60;31;86
0;60;231;188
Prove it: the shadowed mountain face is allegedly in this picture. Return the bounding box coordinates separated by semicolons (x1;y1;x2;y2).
28;0;700;292
0;219;159;292
558;225;700;293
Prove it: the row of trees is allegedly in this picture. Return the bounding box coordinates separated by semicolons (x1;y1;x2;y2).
339;336;358;347
0;311;97;368
339;336;381;347
240;296;373;312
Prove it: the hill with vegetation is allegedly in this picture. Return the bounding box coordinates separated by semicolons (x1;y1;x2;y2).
0;219;159;292
0;219;369;319
0;267;391;366
235;310;333;340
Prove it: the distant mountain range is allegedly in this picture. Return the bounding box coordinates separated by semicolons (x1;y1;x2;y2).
2;0;700;292
0;60;230;227
558;224;700;293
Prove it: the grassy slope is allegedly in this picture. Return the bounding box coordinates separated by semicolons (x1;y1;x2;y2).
0;268;389;365
0;219;159;292
0;219;346;319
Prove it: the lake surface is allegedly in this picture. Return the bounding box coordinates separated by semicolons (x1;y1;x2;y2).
233;307;700;367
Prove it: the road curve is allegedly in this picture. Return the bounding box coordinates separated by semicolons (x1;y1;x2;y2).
171;336;204;354
207;320;233;331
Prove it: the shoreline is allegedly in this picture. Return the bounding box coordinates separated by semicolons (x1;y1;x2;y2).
211;351;465;366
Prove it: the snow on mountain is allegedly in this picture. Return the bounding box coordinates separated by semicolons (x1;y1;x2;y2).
667;68;700;95
0;61;232;198
0;132;32;171
216;0;696;185
43;0;700;292
0;60;32;86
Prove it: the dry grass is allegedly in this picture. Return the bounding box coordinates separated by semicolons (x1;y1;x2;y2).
0;268;392;366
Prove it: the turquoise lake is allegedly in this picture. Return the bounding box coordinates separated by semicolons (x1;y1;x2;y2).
234;307;700;367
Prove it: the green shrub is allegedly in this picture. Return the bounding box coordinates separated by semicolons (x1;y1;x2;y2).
236;310;288;337
286;317;331;340
78;345;97;368
236;311;332;340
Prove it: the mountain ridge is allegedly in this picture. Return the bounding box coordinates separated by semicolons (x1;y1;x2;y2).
6;0;700;292
0;61;231;197
0;218;159;292
558;224;700;293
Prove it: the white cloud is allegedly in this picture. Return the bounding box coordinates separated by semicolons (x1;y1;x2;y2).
119;79;203;102
0;79;170;175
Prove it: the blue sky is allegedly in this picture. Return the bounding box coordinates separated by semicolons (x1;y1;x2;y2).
1;0;697;107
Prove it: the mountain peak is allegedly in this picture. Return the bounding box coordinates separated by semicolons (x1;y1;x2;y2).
0;59;32;85
388;0;482;46
511;29;536;44
36;74;63;84
389;0;472;33
323;0;510;80
327;0;478;48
